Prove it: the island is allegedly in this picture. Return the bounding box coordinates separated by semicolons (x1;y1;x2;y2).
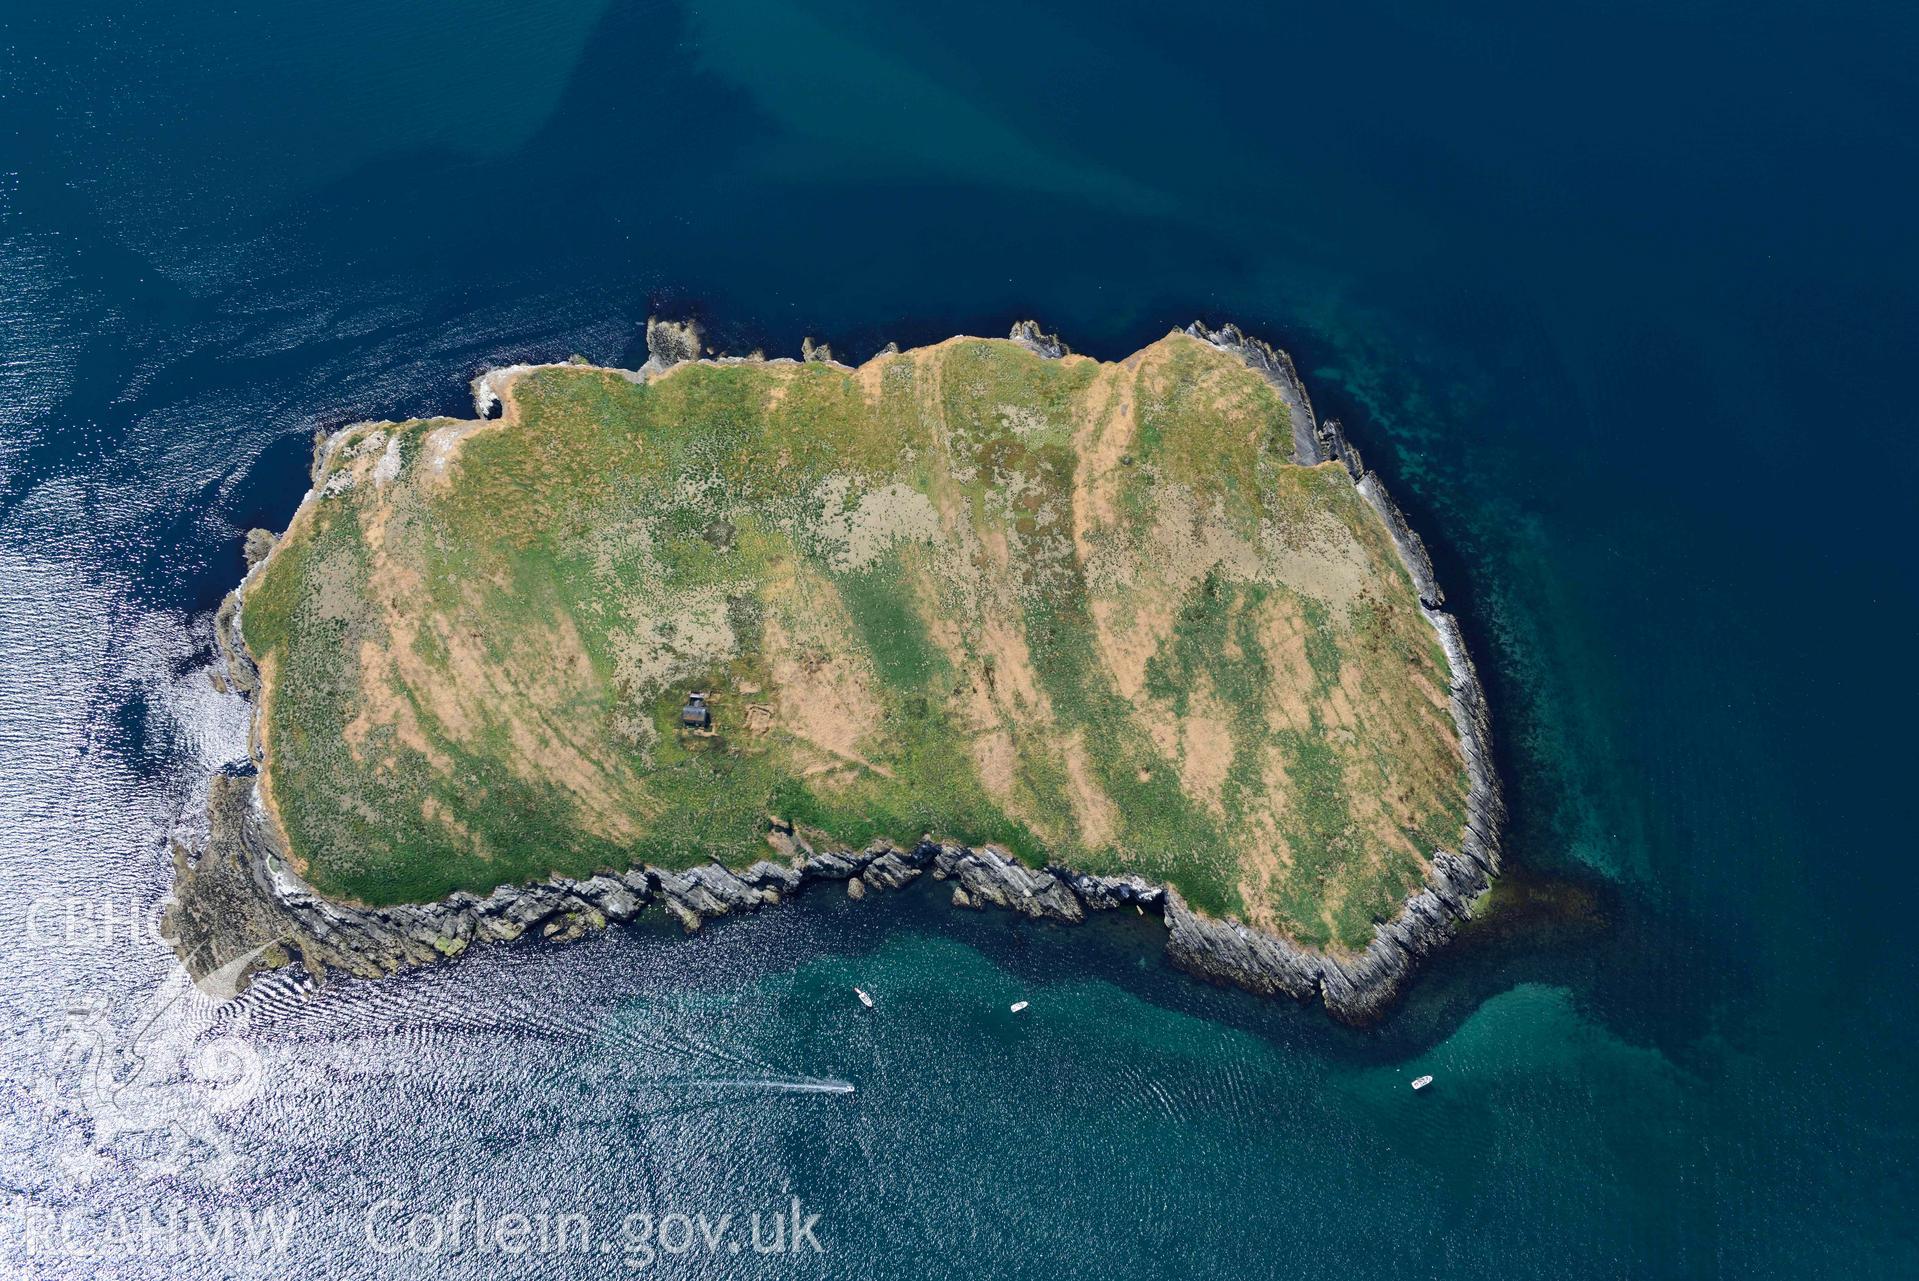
167;321;1501;1023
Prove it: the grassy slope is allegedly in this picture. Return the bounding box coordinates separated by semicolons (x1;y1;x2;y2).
242;334;1468;951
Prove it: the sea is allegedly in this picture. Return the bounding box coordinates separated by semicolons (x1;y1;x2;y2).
2;0;1915;1276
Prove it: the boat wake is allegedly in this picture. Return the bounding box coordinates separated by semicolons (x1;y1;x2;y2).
675;1076;856;1096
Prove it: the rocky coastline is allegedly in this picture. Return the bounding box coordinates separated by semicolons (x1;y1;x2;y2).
167;319;1502;1026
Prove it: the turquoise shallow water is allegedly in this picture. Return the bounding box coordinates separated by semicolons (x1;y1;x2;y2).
2;0;1916;1275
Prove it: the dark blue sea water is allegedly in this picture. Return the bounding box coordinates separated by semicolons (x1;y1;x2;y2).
3;0;1916;1276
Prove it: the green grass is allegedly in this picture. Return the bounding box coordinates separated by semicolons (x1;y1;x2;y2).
837;553;945;690
242;334;1469;950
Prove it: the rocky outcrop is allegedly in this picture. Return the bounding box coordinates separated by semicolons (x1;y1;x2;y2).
934;845;1085;923
641;316;704;375
1008;320;1071;359
171;319;1501;1025
242;528;277;571
1162;891;1322;1001
860;850;923;892
1063;871;1164;912
211;593;258;699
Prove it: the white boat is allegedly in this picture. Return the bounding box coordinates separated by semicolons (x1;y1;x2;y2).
1411;1075;1433;1090
1009;1000;1029;1013
854;987;873;1008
